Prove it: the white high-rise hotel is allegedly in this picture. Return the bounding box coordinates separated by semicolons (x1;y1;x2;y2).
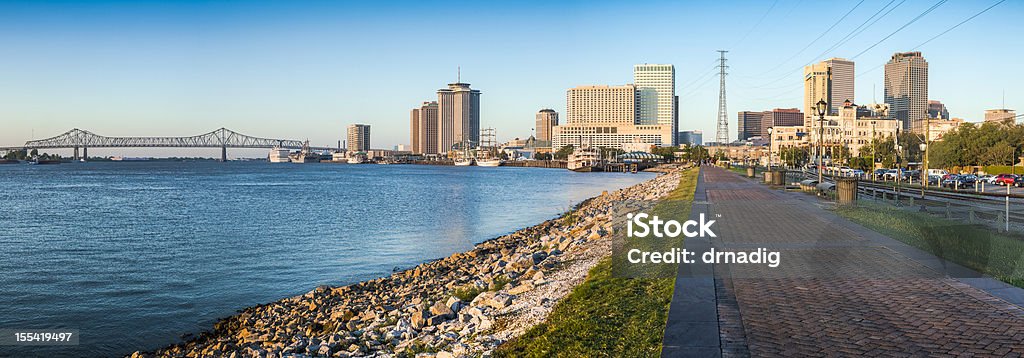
551;64;677;149
634;64;678;144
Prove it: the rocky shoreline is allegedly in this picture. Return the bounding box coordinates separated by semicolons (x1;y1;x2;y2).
132;167;683;358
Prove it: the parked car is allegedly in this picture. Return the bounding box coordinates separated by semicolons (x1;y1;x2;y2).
978;174;995;184
1016;175;1024;188
942;174;976;188
994;174;1018;186
927;174;943;186
902;170;921;182
882;169;900;181
873;169;888;179
926;169;949;177
849;169;865;177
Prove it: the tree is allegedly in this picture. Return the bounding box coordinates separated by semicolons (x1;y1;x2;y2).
533;152;552;160
779;145;809;167
553;145;574;160
651;146;681;161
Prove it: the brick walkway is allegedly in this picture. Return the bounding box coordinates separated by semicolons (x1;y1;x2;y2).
663;166;1024;357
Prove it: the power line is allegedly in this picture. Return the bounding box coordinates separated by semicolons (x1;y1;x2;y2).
733;0;780;47
758;0;866;76
851;0;949;59
912;0;1006;50
744;0;904;90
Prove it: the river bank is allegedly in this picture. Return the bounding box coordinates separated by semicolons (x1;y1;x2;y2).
131;165;685;358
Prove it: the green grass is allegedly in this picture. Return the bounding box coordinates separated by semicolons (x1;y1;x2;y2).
495;168;700;358
835;203;1024;288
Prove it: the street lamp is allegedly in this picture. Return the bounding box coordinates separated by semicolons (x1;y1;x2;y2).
920;142;928;193
815;99;828;185
767;126;774;169
870;121;877;181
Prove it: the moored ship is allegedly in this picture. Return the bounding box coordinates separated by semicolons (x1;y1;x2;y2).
269;147;291;163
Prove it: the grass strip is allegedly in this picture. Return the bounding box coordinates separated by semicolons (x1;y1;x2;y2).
495;168;699;357
835;202;1024;288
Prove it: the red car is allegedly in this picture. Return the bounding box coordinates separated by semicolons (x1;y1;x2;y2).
994;174;1018;186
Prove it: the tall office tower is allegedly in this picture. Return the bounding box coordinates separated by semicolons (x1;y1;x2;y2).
803;58;855;125
410;101;438;154
410;108;420;154
928;100;950;119
437;82;481;153
761;108;804;137
347;124;370;152
984;109;1016;124
634;64;677;144
535;109;559;146
737;111;766;140
884;52;929;133
677;130;703;146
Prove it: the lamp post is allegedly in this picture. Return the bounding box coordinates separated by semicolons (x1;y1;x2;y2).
871;121;877;181
920;142;928;196
767;126;774;170
815;99;828;184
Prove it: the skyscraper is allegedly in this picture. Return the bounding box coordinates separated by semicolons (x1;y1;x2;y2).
884;51;928;133
634;64;677;145
437;82;481;153
803;58;855;125
535;109;558;146
761;108;804;137
347;124;370;152
737;111;766;140
928;100;950;119
552;84;673;149
410;101;438;154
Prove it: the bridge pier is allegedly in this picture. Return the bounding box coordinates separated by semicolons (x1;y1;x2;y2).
83;147;88;160
74;147;79;160
221;146;227;162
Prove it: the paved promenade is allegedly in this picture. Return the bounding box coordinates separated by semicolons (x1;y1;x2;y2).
662;165;1024;357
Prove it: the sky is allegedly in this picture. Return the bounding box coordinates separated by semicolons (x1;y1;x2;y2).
1;0;1021;158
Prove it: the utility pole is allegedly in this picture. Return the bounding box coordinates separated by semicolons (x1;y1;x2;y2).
715;50;729;145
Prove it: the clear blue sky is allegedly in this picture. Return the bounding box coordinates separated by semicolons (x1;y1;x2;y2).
1;0;1020;157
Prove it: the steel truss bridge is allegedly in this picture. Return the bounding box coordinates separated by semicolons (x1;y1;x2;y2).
0;128;335;161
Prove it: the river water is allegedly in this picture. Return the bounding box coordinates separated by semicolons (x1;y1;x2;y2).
0;161;652;357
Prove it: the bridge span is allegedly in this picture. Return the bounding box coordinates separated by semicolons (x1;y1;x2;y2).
0;128;336;161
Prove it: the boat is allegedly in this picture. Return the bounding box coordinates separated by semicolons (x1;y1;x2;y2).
567;138;603;172
331;151;347;162
347;152;368;164
288;141;320;163
269;147;291;163
475;128;503;167
476;158;503;167
28;158;61;165
454;158;475;166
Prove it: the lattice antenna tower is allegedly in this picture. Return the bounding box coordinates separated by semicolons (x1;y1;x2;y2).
716;50;730;145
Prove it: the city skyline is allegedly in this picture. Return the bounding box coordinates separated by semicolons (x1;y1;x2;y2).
1;0;1021;156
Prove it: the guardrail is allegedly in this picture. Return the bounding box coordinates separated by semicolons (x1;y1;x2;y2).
783;169;1022;234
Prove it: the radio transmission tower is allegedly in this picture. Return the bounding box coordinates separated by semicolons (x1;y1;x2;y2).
715;50;729;145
